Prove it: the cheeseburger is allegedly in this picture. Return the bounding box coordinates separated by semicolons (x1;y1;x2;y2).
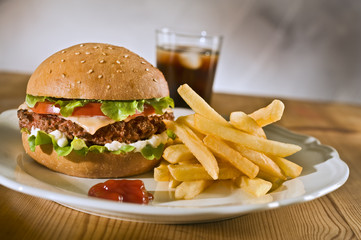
17;43;174;178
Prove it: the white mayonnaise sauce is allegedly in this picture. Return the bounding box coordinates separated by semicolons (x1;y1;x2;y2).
105;131;169;152
49;130;68;147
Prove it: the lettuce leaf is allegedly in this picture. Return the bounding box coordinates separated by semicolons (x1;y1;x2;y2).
145;97;174;114
27;130;165;160
100;100;145;121
100;97;174;121
88;145;107;154
28;135;36;152
54;99;90;117
27;131;52;152
166;129;177;140
25;94;173;121
25;95;47;108
71;137;89;156
110;145;136;155
21;128;30;134
141;144;165;160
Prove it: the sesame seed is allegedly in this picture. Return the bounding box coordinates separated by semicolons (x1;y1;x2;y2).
77;80;81;84
107;46;113;50
61;50;66;53
106;85;111;89
87;69;94;74
124;55;129;58
62;73;66;78
99;59;105;63
80;60;86;63
116;60;121;64
80;44;84;47
85;52;91;55
61;59;65;62
152;78;157;82
98;74;103;79
145;68;149;71
93;46;99;49
75;52;80;55
102;52;107;56
141;61;146;64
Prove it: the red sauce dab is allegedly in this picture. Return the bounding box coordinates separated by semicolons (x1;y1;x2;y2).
88;180;153;204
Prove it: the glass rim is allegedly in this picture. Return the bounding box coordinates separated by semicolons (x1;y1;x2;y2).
156;28;223;40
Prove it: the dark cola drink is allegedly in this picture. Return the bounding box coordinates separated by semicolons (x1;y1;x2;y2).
157;45;220;108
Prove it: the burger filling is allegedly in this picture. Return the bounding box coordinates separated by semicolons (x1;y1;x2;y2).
18;95;175;160
18;110;173;145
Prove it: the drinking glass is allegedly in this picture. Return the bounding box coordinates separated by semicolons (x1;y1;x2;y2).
156;28;222;108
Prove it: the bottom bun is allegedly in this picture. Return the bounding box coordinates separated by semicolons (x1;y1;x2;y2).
22;133;160;178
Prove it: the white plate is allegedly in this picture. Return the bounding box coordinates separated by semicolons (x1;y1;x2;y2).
0;109;349;224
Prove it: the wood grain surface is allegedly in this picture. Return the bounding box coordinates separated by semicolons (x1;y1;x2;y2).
0;72;360;240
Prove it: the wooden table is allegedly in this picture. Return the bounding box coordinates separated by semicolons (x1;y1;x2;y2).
0;72;360;239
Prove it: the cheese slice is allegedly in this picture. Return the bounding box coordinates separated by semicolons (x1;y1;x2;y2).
63;116;116;135
62;111;165;135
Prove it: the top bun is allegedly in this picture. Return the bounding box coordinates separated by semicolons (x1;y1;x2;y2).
27;43;169;100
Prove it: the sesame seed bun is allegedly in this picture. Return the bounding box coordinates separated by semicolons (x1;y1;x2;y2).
22;133;160;178
26;43;169;100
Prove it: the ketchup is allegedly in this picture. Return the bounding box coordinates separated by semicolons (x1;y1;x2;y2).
88;180;153;204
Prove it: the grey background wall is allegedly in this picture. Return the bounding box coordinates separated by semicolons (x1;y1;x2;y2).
1;0;360;104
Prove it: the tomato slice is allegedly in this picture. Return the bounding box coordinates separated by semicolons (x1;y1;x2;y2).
32;102;61;115
31;102;156;117
72;103;105;116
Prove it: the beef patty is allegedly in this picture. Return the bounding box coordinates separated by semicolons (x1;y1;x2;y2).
18;109;174;146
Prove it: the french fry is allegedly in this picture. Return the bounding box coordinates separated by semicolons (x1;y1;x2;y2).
235;176;272;197
177;84;229;126
194;114;301;157
164;120;219;180
175;180;213;200
248;99;285;127
154;161;171;182
162;144;194;164
176;115;205;139
203;135;259;178
168;163;241;181
257;170;281;183
270;156;303;178
156;85;302;200
232;144;286;180
257;170;285;192
169;138;183;145
168;176;181;188
176;114;195;125
230;111;266;138
178;158;199;165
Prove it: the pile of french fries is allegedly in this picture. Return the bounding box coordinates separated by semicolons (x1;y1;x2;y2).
155;84;303;200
